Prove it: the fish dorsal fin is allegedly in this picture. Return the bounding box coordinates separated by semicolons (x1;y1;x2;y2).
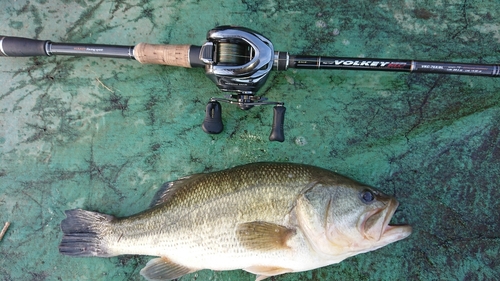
140;257;196;281
236;221;296;251
244;265;293;281
150;174;203;207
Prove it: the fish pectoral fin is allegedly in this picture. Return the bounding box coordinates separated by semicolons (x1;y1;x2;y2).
140;257;196;281
236;221;296;251
244;265;293;281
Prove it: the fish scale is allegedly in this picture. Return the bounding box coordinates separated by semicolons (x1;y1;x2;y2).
106;164;309;254
59;162;411;281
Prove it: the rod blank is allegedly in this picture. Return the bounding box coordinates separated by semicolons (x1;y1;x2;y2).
287;55;500;77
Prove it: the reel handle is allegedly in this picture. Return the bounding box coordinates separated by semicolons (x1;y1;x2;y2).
269;105;286;142
202;99;286;142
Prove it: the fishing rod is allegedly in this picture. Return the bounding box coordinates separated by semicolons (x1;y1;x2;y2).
1;26;499;142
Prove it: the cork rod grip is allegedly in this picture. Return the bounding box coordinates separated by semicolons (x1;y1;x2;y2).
133;43;192;67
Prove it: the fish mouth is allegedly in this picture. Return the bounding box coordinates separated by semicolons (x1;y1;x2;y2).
362;198;412;242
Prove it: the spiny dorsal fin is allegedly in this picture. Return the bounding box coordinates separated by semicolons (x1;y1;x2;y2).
150;174;204;207
236;221;296;251
140;257;197;281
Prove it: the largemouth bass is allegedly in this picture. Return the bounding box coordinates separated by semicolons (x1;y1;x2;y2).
59;162;412;280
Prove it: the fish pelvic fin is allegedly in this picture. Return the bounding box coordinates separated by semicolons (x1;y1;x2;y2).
59;209;114;257
244;266;293;281
140;257;197;281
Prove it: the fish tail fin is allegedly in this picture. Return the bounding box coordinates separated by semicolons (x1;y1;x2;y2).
59;209;115;257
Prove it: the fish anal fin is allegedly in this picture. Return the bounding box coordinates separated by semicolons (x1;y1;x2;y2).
244;265;293;281
236;221;296;251
140;257;196;281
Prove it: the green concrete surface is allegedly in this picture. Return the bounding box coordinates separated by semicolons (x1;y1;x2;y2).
1;0;499;280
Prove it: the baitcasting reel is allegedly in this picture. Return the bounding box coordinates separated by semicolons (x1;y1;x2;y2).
198;26;286;142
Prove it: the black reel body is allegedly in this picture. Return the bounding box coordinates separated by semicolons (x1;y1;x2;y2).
199;26;285;142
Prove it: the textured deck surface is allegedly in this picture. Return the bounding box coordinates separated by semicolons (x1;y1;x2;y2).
1;1;499;280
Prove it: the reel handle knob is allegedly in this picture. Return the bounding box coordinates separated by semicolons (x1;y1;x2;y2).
202;101;223;134
269;105;286;142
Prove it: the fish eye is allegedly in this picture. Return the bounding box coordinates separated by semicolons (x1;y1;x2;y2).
360;190;375;204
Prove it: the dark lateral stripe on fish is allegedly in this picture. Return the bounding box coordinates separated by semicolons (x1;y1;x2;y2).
59;209;114;257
